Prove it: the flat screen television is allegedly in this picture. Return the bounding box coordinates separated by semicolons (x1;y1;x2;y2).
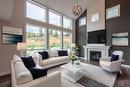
88;30;106;44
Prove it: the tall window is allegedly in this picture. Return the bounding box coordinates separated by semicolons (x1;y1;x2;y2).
26;1;46;22
49;10;61;26
26;25;46;55
79;17;86;26
26;1;73;53
49;29;61;49
63;17;72;29
63;32;72;49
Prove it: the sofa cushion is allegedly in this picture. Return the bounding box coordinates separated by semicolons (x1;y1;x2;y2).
32;53;43;67
42;56;69;67
49;50;59;57
21;56;36;69
58;50;68;56
28;68;48;79
38;51;49;60
110;54;119;62
100;61;111;68
13;55;33;85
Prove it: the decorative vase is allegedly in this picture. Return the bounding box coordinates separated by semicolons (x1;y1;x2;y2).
71;60;74;65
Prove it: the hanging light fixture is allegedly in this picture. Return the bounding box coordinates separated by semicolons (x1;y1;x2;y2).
72;0;82;16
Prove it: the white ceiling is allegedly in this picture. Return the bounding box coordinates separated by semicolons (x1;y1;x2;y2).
0;0;14;21
33;0;94;19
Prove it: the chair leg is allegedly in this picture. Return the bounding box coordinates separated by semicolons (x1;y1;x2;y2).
119;69;122;74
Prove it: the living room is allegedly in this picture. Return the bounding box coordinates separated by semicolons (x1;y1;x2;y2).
0;0;130;87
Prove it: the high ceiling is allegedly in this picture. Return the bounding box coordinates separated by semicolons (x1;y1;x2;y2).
33;0;94;19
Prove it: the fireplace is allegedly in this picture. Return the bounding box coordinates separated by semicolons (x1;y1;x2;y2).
90;51;101;62
83;45;110;61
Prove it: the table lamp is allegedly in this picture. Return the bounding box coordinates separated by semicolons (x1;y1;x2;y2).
17;42;26;56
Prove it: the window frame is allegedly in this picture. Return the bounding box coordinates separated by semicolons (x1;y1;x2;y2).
26;0;73;53
63;32;72;50
26;24;47;50
49;29;62;50
79;17;86;27
63;16;72;29
26;1;47;22
48;9;62;27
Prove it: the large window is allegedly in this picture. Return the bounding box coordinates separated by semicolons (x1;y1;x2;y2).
26;1;46;22
63;32;72;49
49;29;61;49
49;10;61;26
63;17;72;29
26;1;73;54
26;25;46;49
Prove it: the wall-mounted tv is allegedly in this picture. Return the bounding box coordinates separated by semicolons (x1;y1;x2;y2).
88;30;106;44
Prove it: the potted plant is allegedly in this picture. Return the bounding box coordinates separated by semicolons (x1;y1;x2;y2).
74;46;79;56
69;53;77;64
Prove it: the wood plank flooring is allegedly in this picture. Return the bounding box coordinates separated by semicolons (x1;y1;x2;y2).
0;61;130;87
114;65;130;87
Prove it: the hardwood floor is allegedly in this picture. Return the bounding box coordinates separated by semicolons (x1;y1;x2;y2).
114;65;130;87
0;74;11;87
0;61;130;87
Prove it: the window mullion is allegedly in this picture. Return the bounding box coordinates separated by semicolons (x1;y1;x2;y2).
46;8;49;49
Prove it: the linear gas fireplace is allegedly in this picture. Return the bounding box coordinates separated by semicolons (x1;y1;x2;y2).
90;51;101;62
83;45;110;61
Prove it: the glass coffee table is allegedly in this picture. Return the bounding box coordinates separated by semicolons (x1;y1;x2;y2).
60;62;88;83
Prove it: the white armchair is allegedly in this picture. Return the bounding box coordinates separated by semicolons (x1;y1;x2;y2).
100;51;123;72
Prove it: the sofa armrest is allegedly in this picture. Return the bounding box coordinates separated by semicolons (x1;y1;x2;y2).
11;61;17;87
18;71;61;87
109;60;122;72
110;60;122;67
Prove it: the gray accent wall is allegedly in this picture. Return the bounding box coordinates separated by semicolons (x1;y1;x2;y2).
76;0;105;57
76;10;87;57
106;0;130;65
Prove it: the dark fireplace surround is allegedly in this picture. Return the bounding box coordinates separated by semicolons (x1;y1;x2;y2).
90;51;101;62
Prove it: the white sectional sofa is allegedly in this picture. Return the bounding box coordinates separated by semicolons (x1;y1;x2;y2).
34;50;70;69
11;55;61;87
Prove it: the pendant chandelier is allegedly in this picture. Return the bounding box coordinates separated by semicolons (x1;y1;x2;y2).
72;0;82;16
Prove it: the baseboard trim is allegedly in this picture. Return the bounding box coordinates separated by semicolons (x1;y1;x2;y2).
0;71;10;76
121;64;130;68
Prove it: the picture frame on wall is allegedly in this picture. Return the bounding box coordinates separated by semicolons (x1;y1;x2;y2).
106;4;120;19
2;26;23;45
112;32;128;46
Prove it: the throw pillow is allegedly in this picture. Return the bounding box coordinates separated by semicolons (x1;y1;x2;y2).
58;50;68;56
110;54;119;62
49;50;59;57
38;51;49;60
28;68;47;79
21;56;36;69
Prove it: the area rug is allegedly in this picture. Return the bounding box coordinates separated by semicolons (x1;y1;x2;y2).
83;64;117;87
78;77;109;87
48;66;84;87
48;63;117;87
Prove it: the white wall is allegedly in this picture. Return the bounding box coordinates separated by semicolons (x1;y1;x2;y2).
87;0;105;32
0;0;26;76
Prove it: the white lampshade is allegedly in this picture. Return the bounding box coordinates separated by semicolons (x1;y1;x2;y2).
71;43;76;47
17;42;26;50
